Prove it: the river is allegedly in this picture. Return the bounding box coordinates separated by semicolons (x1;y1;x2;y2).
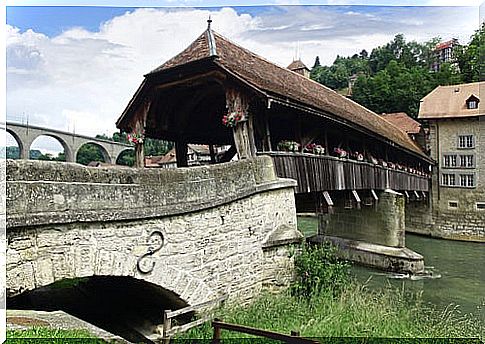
297;217;485;324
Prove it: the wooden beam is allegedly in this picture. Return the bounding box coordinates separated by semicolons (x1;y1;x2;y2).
209;144;216;163
265;110;272;151
219;145;237;163
153;70;226;91
135;143;145;168
226;87;256;159
175;140;188;167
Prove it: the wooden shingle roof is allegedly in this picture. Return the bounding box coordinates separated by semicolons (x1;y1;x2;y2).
142;29;427;159
380;112;421;135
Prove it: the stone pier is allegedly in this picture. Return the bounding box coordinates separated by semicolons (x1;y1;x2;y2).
313;189;424;274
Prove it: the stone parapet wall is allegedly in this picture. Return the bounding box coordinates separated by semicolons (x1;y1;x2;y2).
6;157;302;304
405;202;485;242
6;156;288;227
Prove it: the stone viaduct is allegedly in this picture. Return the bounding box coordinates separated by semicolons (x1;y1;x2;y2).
6;122;133;164
6;156;302;308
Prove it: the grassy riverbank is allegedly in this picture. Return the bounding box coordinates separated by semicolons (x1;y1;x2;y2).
179;239;483;341
6;328;105;343
180;284;482;340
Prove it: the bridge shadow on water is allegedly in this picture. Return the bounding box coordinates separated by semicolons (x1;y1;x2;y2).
7;276;193;343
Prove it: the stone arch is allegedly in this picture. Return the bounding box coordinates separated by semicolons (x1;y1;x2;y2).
115;148;135;166
6;232;216;305
6;128;24;159
7;275;192;342
29;134;74;162
75;141;112;165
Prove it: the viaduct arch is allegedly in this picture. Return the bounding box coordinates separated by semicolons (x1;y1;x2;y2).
5;122;133;164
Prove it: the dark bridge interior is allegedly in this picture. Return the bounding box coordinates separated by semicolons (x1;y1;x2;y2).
8;276;192;343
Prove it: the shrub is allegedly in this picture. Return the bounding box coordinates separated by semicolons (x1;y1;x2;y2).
291;241;351;298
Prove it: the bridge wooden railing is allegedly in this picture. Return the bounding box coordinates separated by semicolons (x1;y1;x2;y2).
264;152;429;193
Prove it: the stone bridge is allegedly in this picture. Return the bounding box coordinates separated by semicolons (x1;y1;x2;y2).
6;156;302;308
5;122;133;164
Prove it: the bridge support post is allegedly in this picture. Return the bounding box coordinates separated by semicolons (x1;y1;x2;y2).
20;145;30;160
175;140;188;167
226;87;256;160
135;143;144;168
312;190;424;274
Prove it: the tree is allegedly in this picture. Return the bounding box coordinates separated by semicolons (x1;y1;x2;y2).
76;144;106;165
313;56;321;68
455;23;485;82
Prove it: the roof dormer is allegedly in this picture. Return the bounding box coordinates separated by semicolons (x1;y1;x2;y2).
466;95;479;110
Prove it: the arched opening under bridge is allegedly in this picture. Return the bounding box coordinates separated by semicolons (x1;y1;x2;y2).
7;276;191;343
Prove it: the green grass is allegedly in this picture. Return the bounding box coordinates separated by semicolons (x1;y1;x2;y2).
178;284;483;341
6;327;106;343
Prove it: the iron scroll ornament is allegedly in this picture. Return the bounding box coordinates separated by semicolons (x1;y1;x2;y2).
136;230;165;274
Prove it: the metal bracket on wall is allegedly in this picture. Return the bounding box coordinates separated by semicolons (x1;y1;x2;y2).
137;230;165;274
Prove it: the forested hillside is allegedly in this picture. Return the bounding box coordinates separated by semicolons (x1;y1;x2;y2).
310;24;484;117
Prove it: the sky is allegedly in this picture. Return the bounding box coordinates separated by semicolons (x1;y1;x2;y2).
4;1;482;154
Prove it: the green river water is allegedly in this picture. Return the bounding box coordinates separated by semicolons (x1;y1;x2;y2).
297;217;485;324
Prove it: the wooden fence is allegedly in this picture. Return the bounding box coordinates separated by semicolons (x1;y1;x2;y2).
212;319;320;344
266;152;429;194
159;295;227;344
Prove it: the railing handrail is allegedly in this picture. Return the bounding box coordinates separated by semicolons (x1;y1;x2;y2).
260;151;430;179
160;295;228;344
165;294;227;319
212;319;320;344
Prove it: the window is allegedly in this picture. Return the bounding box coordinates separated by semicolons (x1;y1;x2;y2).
466;95;479;109
448;201;458;208
459;174;475;187
442;173;456;186
458;135;474;149
460;155;474;168
443;154;457;167
476;203;485;210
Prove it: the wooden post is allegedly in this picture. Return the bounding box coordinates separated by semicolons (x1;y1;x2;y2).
226;87;256;159
162;310;172;344
132;99;150;168
135;142;144;168
175;140;188;167
212;318;221;344
209;144;216;164
265;113;273;152
324;129;329;155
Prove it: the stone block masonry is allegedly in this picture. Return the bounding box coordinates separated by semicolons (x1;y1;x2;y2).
319;190;405;248
5;156;303;305
315;190;424;273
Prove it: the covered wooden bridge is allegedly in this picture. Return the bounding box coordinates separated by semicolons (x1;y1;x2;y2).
116;21;432;212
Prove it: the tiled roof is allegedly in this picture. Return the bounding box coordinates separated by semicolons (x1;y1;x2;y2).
419;82;484;119
380;112;421;135
287;60;309;71
144;29;426;158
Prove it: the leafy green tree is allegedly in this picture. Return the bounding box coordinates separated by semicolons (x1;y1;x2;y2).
76;143;106;165
313;56;321;68
6;146;20;159
312;32;469;117
454;23;484;82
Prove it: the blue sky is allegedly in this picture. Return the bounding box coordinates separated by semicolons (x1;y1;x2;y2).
5;2;481;153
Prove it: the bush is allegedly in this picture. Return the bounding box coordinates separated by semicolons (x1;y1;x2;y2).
291;241;351;298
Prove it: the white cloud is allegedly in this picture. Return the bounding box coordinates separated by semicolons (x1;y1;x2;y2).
6;5;479;145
